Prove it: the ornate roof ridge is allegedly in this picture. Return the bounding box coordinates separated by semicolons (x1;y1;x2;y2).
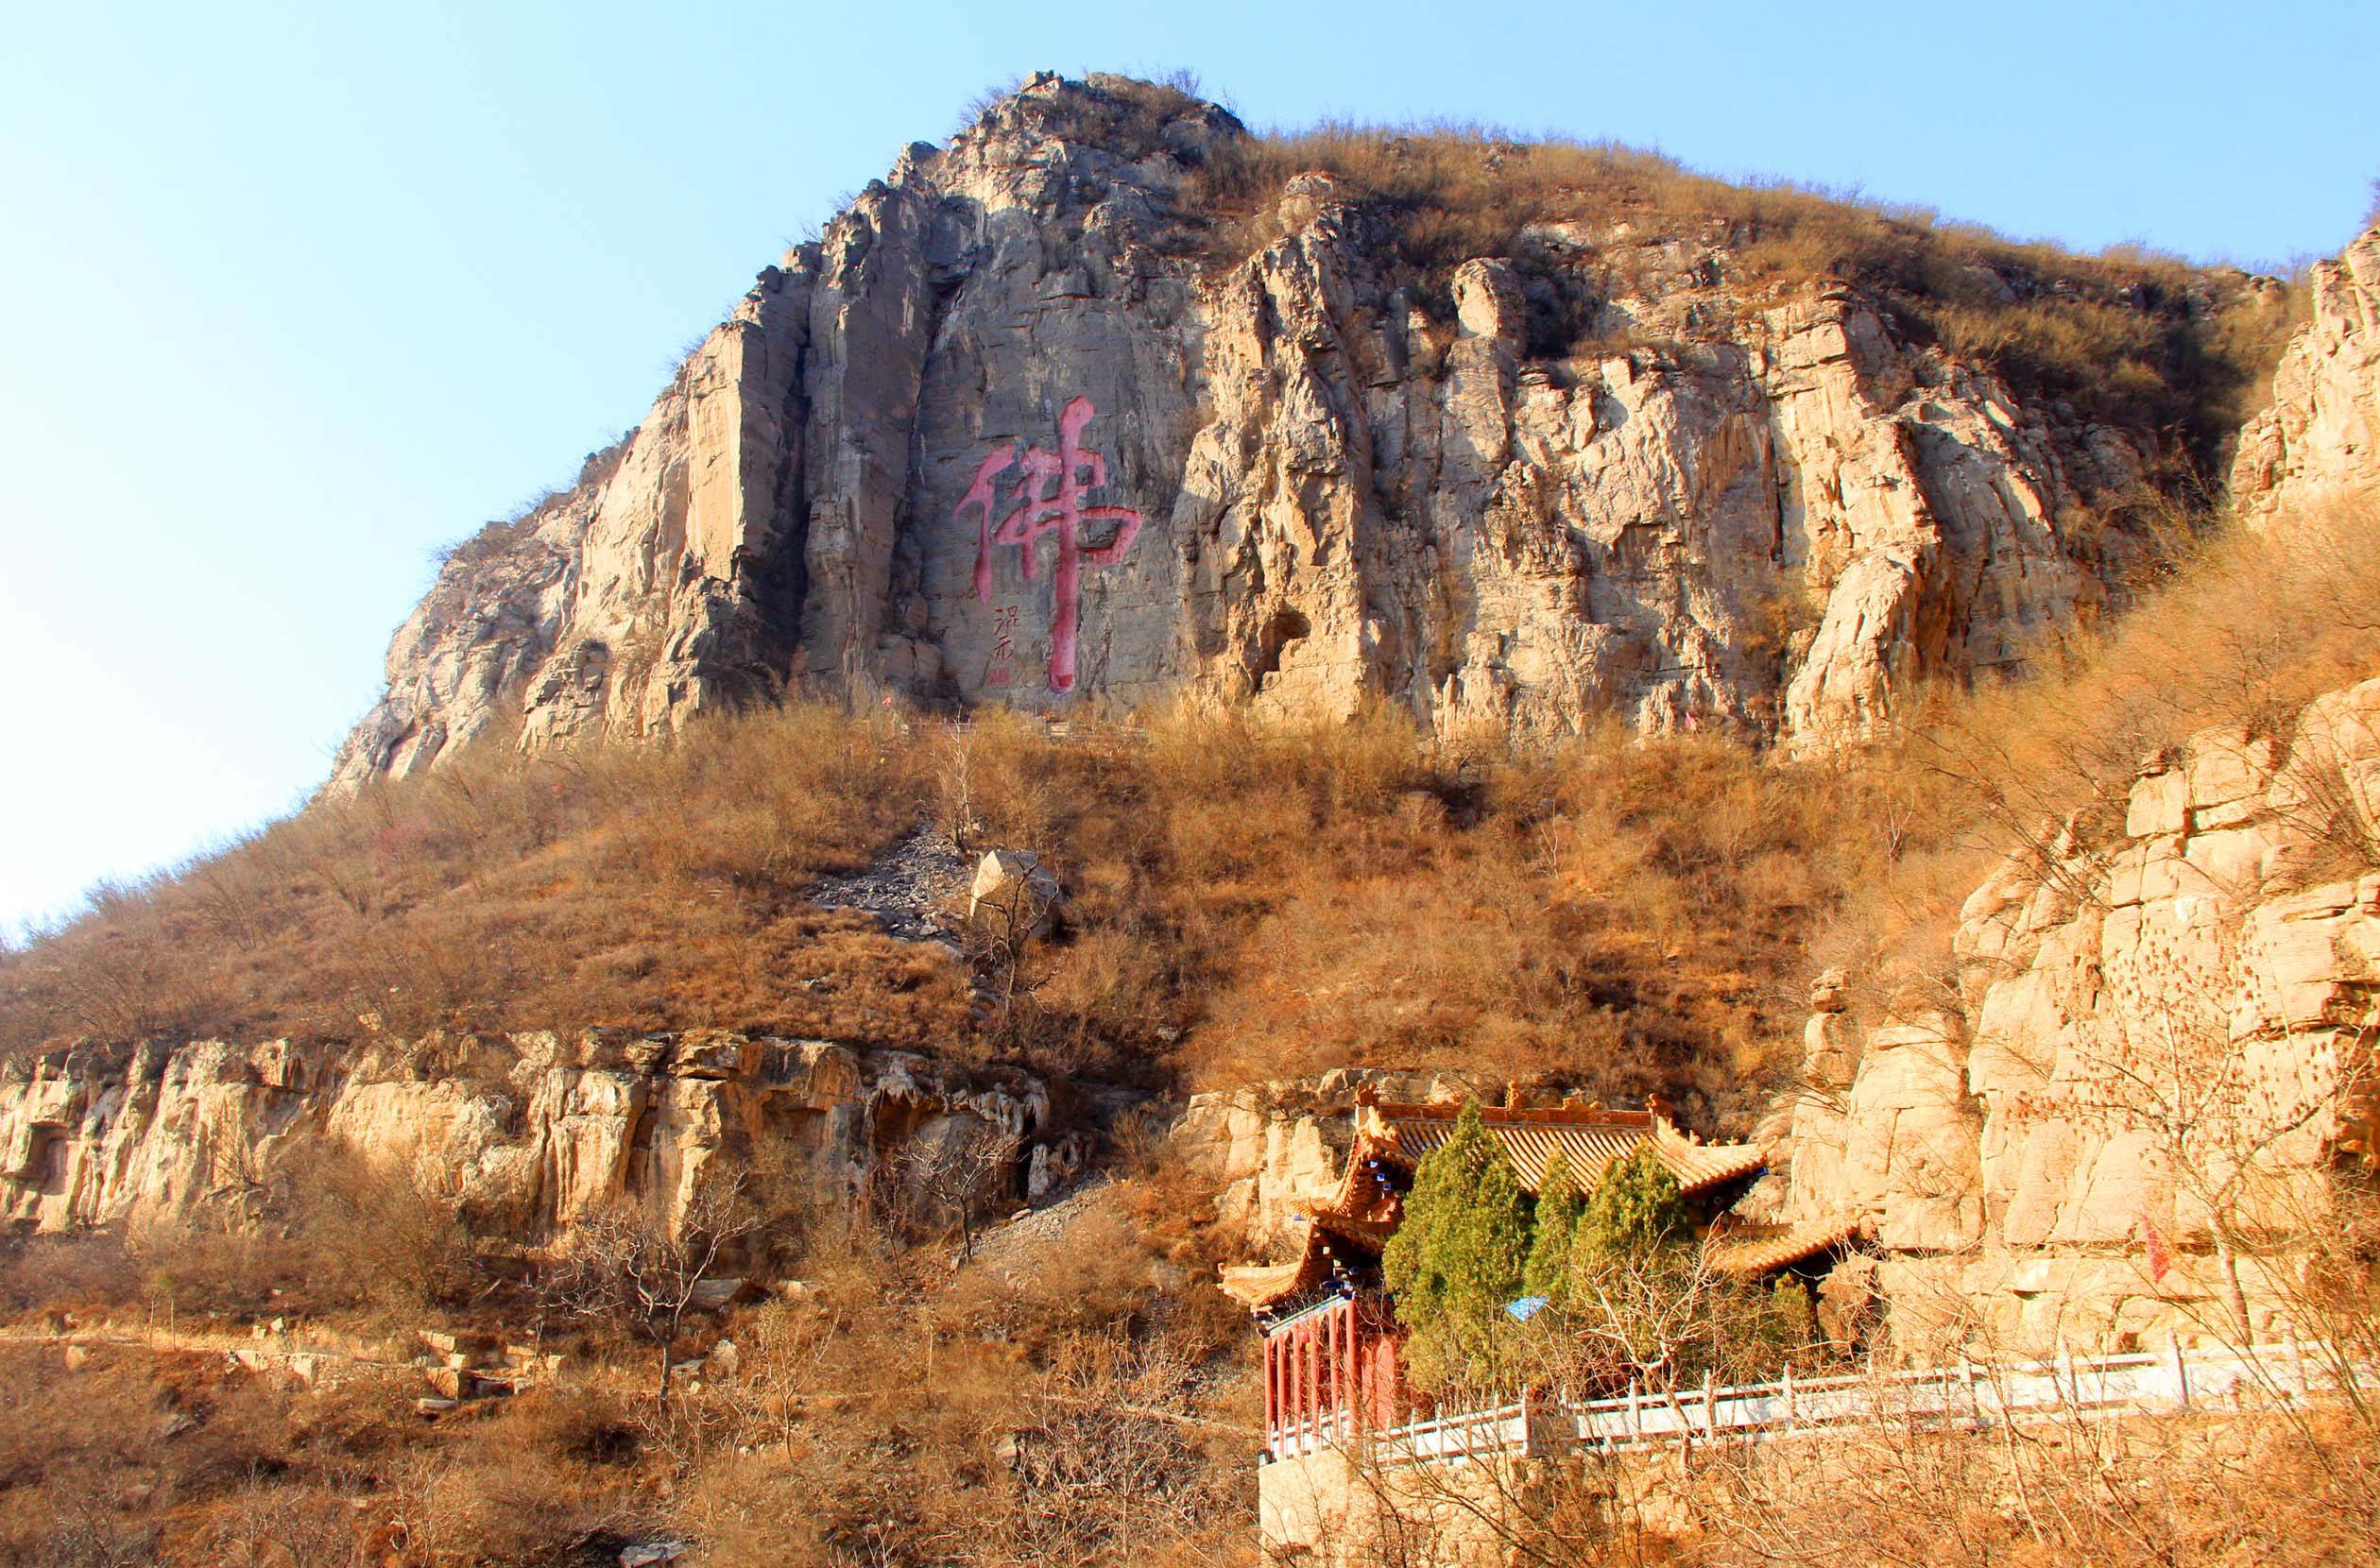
1359;1093;1655;1128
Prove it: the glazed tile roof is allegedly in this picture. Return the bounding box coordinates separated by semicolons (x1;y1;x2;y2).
1364;1099;1767;1199
1221;1250;1330;1308
1706;1212;1867;1276
1220;1094;1772;1312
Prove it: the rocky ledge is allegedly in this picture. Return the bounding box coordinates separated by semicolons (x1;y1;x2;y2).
0;1030;1070;1238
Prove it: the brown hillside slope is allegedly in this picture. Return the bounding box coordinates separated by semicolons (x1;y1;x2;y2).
9;495;2377;1136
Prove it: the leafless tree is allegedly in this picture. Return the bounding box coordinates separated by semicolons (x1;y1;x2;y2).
866;1129;1019;1261
541;1175;762;1404
972;1331;1241;1568
716;1297;841;1466
963;861;1061;1038
197;1474;367;1568
933;721;985;854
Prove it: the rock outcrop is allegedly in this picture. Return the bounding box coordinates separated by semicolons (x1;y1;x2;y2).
334;73;2230;789
1755;681;2380;1351
2232;223;2380;525
0;1031;1052;1238
1168;1068;1477;1253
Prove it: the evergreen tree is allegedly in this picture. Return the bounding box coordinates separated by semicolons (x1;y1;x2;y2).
1574;1140;1691;1263
1381;1100;1531;1385
1521;1149;1582;1301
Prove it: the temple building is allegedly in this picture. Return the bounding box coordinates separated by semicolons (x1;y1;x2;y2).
1222;1088;1838;1458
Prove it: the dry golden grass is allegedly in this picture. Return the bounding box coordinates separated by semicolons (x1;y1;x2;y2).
934;704;1909;1121
0;1187;1258;1568
0;705;964;1060
1812;492;2380;1012
4;695;1885;1124
7;486;2376;1132
3;501;2377;1567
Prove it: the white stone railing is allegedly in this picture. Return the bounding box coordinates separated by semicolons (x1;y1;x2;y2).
1344;1338;2372;1469
1270;1408;1355;1459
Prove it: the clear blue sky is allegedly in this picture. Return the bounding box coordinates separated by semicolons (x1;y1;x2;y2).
2;0;2374;937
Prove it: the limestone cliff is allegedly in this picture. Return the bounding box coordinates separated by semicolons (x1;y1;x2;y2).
0;1030;1057;1238
334;73;2241;788
1168;1068;1467;1254
1754;681;2380;1351
2232;223;2380;525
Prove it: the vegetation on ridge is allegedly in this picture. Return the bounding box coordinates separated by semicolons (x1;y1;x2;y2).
1193;120;2301;475
6;67;2379;1568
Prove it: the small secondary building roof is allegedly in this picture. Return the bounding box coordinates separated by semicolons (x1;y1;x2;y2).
1704;1211;1868;1276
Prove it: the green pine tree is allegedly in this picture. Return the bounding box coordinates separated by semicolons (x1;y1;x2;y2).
1574;1140;1690;1263
1522;1148;1582;1301
1381;1100;1532;1387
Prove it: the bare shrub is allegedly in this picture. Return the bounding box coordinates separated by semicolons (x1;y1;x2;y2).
541;1175;764;1404
0;1231;141;1315
269;1143;483;1317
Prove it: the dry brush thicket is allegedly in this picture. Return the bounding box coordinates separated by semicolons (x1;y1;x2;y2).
11;500;2380;1115
5;472;2380;1563
0;1204;1257;1568
0;697;1954;1125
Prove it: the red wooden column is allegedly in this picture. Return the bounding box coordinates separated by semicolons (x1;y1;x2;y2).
1340;1299;1358;1434
1300;1320;1316;1442
1262;1331;1276;1450
1324;1310;1339;1430
1300;1320;1314;1440
1324;1304;1338;1432
1288;1322;1302;1447
1330;1300;1348;1433
1314;1310;1327;1434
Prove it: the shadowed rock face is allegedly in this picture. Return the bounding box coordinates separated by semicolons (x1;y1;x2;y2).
334;73;2218;790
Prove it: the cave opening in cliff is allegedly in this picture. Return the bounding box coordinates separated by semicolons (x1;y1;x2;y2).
25;1124;69;1195
1257;607;1311;690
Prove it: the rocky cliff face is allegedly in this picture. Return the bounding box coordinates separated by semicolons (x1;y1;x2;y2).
0;1031;1057;1238
2232;223;2380;525
1168;1068;1472;1253
1753;681;2380;1351
334;73;2227;789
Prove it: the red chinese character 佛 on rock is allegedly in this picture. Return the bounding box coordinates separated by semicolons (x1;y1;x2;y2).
955;396;1143;694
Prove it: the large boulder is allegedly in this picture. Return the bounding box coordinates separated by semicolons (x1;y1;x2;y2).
967;849;1063;933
